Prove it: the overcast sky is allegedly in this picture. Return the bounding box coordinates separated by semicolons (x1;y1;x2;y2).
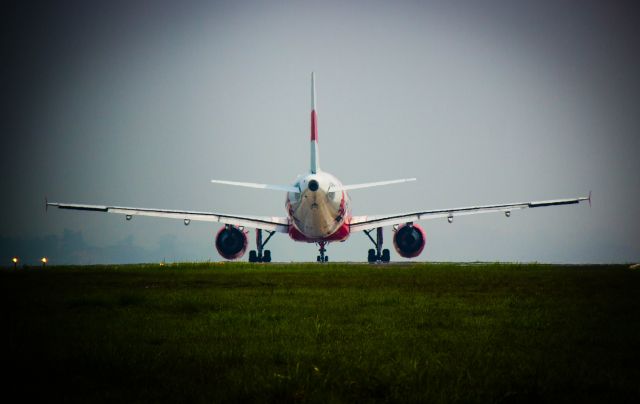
2;0;639;264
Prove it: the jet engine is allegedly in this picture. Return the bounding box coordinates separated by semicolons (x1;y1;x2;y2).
215;225;248;260
392;223;426;258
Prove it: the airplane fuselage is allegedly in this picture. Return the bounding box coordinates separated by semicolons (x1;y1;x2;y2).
286;171;352;242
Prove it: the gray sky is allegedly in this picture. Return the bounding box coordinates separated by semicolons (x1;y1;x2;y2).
2;0;639;264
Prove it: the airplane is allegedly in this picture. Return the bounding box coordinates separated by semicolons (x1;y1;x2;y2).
47;73;591;263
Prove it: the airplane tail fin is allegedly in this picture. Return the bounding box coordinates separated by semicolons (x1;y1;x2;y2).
310;72;320;174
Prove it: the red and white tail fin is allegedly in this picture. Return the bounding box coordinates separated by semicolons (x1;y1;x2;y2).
310;72;320;174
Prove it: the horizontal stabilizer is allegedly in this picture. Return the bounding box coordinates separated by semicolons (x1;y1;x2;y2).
341;178;416;191
211;179;300;193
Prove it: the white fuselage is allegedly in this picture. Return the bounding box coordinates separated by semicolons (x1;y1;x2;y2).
286;171;351;241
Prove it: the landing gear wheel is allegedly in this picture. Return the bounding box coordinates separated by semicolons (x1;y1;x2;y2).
367;249;376;263
254;229;275;263
364;228;391;263
317;242;328;263
249;250;258;263
381;249;390;263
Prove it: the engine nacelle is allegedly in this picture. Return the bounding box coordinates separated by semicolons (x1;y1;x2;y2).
393;223;426;258
215;225;248;260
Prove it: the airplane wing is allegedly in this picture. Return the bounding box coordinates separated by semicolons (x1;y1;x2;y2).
46;201;290;233
349;193;591;232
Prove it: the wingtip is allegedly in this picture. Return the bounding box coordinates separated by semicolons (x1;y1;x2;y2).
45;196;48;212
588;190;592;207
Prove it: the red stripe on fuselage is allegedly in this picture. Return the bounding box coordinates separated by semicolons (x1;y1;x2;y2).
288;221;350;243
311;110;318;141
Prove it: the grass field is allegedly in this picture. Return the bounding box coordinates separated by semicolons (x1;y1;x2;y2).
1;262;639;403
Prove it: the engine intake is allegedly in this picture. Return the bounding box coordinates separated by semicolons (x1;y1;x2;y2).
393;223;426;258
215;225;248;260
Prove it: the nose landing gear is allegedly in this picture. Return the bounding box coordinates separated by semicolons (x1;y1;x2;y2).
249;229;275;263
316;241;328;262
364;227;390;263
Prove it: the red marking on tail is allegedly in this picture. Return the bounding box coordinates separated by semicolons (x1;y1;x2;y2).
311;110;318;141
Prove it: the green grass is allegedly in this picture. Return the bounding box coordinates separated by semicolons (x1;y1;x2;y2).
1;262;639;403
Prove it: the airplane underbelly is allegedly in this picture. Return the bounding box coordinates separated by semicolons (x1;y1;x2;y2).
291;193;340;238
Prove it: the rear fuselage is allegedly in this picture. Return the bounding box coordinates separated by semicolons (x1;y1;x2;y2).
286;171;351;242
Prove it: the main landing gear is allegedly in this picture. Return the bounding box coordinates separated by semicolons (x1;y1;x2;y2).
364;227;390;263
249;229;275;263
316;241;329;262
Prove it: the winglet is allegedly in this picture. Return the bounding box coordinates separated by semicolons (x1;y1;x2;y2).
588;190;592;207
45;196;48;212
